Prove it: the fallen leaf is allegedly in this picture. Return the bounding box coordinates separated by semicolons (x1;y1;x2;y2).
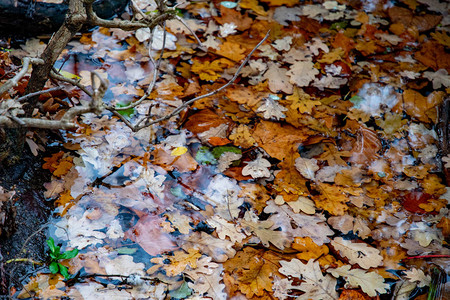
331;237;383;269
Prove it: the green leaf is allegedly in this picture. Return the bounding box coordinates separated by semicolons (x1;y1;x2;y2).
211;146;242;159
349;95;363;108
59;248;78;260
195;147;217;165
330;21;348;30
49;261;59;274
47;238;56;254
58;264;70;279
115;102;135;118
169;280;192;299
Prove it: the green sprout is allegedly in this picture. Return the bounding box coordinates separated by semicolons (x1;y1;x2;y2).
46;237;78;279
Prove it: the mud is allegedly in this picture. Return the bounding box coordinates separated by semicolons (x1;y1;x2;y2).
0;149;53;296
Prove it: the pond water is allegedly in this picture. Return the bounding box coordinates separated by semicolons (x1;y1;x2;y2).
6;0;450;299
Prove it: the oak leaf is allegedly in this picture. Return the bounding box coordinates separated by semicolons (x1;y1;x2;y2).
229;124;256;148
224;247;281;298
328;265;389;297
241;211;291;249
265;200;333;246
125;215;177;256
252;120;311;160
331;237;383;269
279;259;338;300
295;157;319;180
287;60;319;87
256;95;288;120
181;232;236;263
164;249;202;277
207;215;246;244
263;62;293;94
242;153;271;178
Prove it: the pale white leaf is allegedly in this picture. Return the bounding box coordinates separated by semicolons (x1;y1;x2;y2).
279;259;338;300
423;69;450;89
256;96;288;120
331;237;383;269
295;157;319;180
328;265;390;297
404;268;431;288
287;61;319;87
242;153;271;178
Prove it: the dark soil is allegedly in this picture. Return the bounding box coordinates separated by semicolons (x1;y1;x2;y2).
0;148;53;297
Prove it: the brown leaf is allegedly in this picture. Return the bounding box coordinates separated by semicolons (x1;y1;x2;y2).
252;120;310;160
388;7;442;32
214;6;252;31
125;214;177;256
184;109;231;135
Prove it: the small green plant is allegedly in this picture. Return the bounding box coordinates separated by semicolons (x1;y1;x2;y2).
46;237;78;279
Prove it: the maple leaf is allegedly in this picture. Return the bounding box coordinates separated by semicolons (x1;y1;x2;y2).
331;237;383;269
328;265;390;297
279;259;338;300
287;60;319;87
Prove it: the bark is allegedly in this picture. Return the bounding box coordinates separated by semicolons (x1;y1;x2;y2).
1;0;86;166
24;0;87;114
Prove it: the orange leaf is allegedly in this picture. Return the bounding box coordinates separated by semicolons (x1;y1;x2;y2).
184;109;231;135
339;289;371;300
208;136;231;146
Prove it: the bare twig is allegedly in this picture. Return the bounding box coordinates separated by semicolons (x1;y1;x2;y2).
50;69;93;97
16;86;63;102
0;57;44;96
175;16;203;47
130;30;271;132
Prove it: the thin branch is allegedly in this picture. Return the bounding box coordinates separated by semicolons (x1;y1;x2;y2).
175;16;203;47
16;86;63;102
50;69;93;97
132;30;271;132
0;57;44;96
111;20;168;112
85;0;176;31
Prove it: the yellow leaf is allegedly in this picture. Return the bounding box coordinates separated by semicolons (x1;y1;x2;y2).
171;146;188;156
239;0;267;16
431;30;450;47
59;70;80;80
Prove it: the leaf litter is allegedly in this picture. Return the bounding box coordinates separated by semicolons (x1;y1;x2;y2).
6;0;450;299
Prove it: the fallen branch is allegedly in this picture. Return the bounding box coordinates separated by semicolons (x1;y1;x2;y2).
129;30;271;132
0;58;44;96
